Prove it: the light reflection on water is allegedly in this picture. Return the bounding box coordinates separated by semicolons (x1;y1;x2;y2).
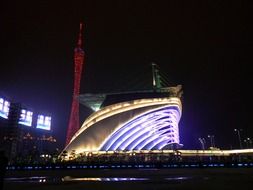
5;176;149;183
165;177;191;181
5;177;48;183
5;176;193;183
62;176;149;181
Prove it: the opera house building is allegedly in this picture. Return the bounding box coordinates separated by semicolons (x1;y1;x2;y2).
63;85;183;157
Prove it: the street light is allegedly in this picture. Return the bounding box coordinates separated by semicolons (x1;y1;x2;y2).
234;128;243;149
198;137;206;150
245;137;252;148
248;138;252;148
207;135;215;147
244;139;249;148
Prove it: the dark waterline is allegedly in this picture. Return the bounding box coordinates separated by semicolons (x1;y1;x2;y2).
4;168;253;190
6;162;253;171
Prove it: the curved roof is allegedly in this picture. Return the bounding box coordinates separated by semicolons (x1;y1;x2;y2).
78;85;183;110
63;96;182;157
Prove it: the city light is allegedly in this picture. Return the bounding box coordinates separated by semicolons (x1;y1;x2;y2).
0;97;10;119
18;109;33;126
36;115;51;130
234;128;243;149
207;135;215;147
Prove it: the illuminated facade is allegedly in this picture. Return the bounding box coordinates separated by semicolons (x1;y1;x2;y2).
63;86;183;157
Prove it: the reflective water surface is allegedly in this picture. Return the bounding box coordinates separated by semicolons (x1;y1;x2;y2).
5;176;194;183
5;168;253;190
62;176;149;182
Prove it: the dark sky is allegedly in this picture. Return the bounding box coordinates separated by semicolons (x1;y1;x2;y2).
0;1;252;150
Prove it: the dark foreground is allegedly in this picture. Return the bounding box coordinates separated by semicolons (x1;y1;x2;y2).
4;168;253;190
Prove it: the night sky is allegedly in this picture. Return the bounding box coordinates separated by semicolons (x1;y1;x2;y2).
0;1;252;150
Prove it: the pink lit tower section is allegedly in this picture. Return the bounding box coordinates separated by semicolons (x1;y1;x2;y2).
66;23;85;146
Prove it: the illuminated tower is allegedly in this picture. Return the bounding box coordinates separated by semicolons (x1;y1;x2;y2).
65;23;84;145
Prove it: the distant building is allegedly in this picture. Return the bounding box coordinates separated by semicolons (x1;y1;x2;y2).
0;98;57;163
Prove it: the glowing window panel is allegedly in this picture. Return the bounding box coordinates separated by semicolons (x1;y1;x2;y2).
0;98;10;119
36;115;51;130
18;109;33;126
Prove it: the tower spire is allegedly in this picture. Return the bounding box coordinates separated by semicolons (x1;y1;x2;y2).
77;22;83;48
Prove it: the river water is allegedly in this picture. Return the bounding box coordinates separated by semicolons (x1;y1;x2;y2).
4;168;253;190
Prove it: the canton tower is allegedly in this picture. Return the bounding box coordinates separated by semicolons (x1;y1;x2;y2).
65;23;84;146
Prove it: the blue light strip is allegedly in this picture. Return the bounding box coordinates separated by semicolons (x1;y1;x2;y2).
100;105;181;151
105;108;179;151
113;118;172;150
119;121;171;150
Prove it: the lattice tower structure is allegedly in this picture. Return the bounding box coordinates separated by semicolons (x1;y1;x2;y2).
66;23;84;145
